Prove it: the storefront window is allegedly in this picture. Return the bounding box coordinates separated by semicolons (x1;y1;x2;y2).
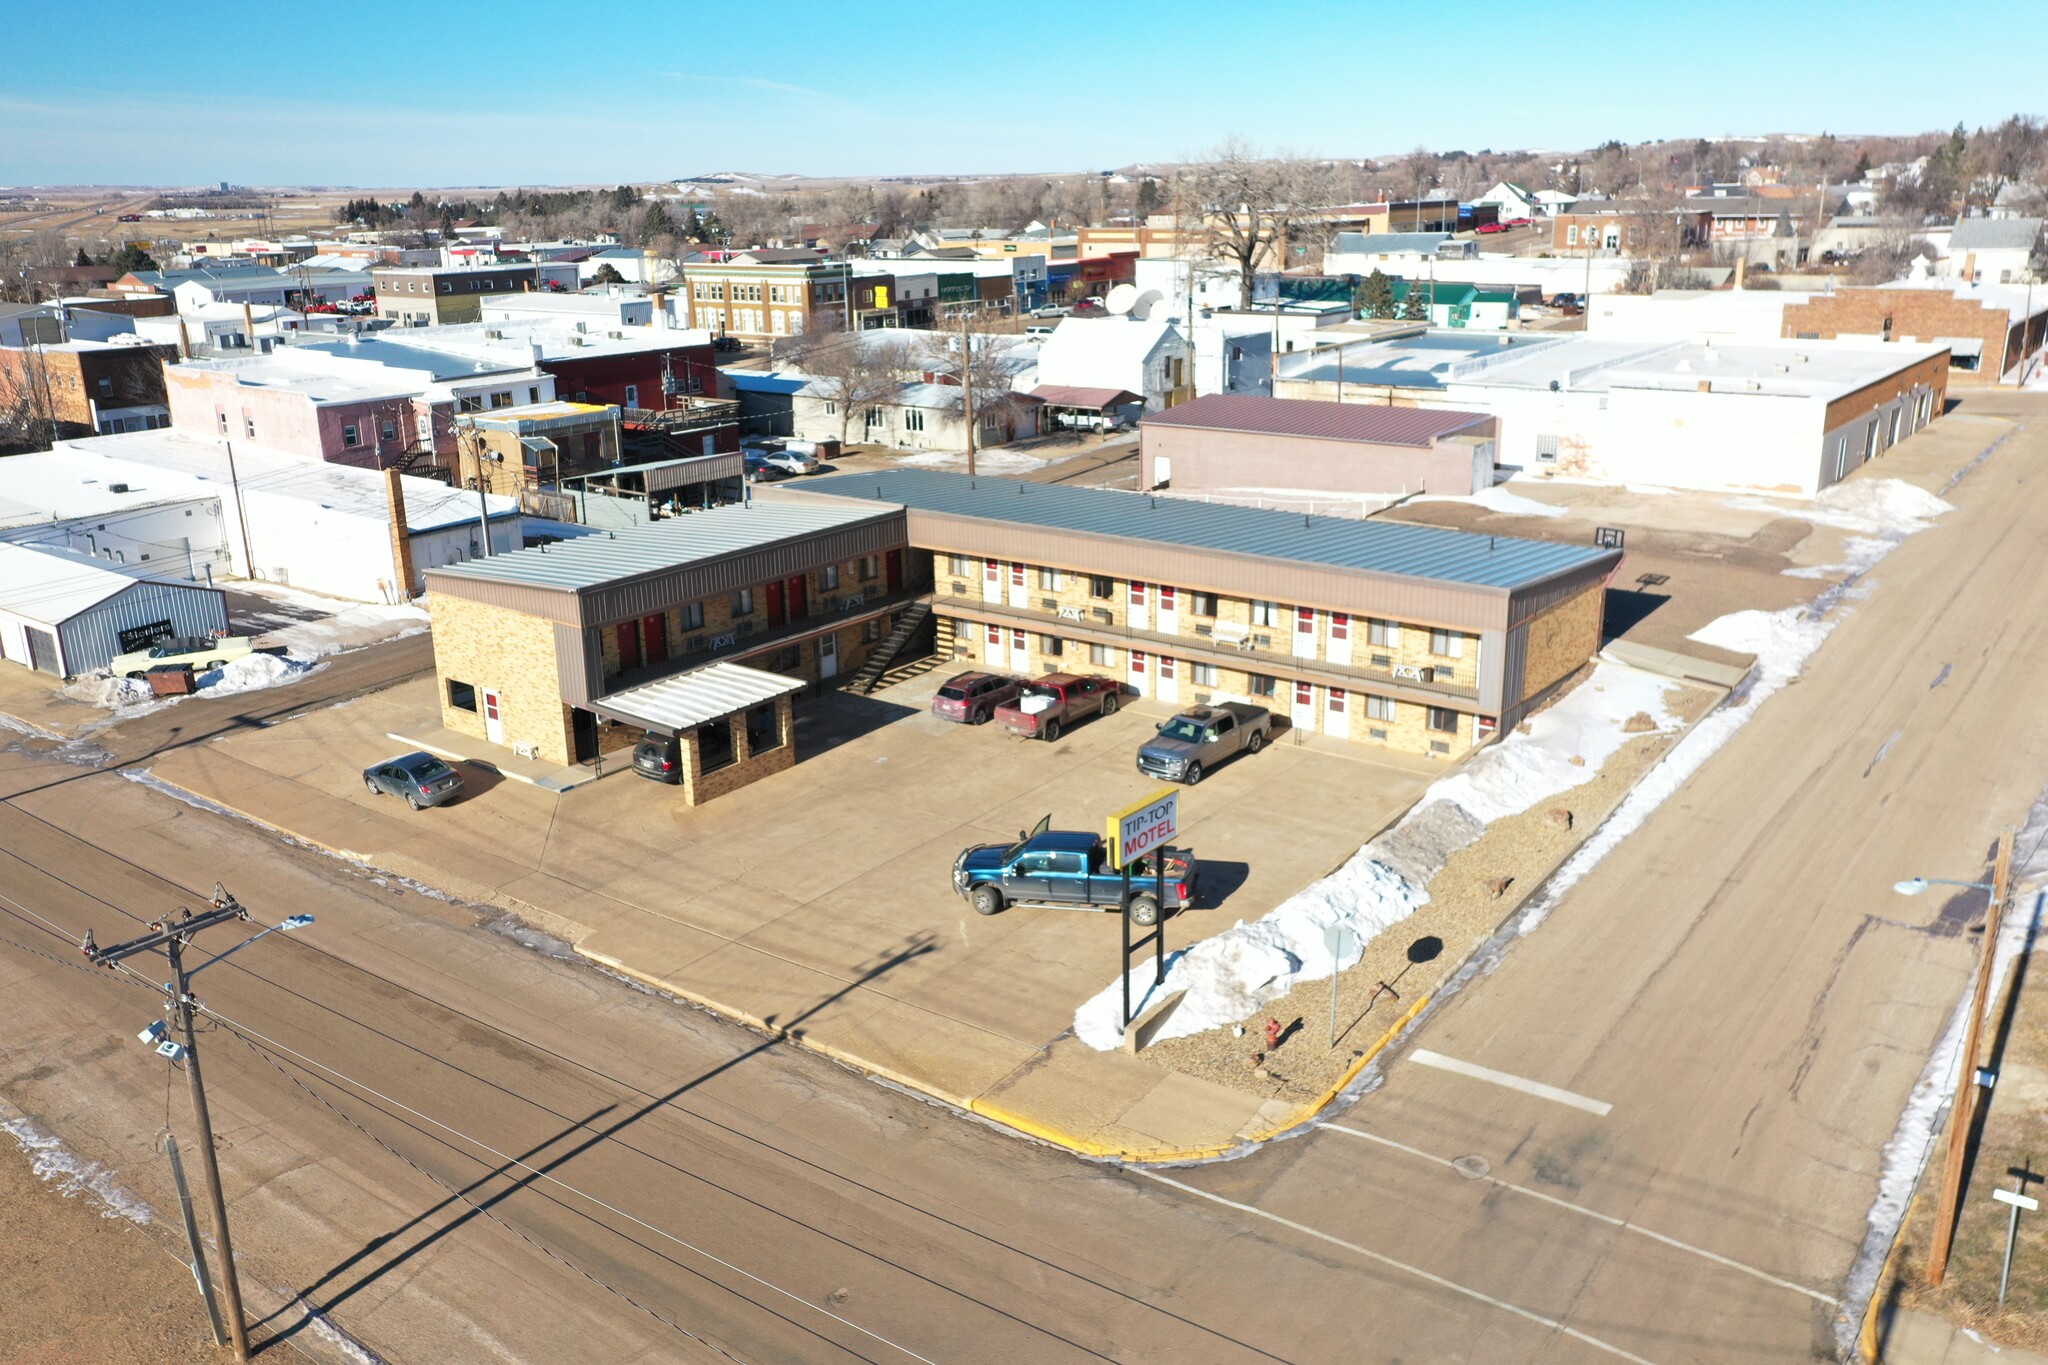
697;718;736;773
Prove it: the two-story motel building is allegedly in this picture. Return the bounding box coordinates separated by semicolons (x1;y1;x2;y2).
765;470;1621;758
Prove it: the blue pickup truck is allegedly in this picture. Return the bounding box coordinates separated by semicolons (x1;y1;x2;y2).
951;816;1197;925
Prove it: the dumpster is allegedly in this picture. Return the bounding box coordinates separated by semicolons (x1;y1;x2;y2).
146;664;196;696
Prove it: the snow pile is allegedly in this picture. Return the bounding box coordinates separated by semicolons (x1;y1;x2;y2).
199;653;320;696
898;448;1045;475
1;1116;153;1224
1725;477;1952;580
261;602;429;660
1073;659;1681;1050
58;675;158;711
1413;484;1569;519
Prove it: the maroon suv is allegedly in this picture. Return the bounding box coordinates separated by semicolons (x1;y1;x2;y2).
931;671;1023;724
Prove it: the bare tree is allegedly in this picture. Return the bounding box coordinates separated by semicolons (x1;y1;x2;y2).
1850;224;1939;285
781;318;910;446
1179;139;1334;309
912;322;1035;445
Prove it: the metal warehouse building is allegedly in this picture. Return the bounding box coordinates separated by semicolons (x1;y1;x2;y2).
0;542;229;678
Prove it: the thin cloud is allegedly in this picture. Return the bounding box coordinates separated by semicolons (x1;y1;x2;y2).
658;73;828;99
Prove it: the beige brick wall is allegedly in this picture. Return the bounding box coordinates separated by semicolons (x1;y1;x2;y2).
428;592;575;764
930;551;1482;758
682;694;796;805
1521;583;1605;700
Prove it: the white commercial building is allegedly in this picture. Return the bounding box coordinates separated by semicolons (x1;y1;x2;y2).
1277;332;1949;496
1033;316;1190;411
1585;288;1817;342
29;434;521;601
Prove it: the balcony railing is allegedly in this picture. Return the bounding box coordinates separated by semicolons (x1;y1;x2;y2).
600;586;932;698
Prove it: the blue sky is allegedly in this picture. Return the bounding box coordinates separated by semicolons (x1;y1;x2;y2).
0;1;2035;187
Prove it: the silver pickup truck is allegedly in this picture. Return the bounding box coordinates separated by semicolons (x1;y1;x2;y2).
1135;702;1273;785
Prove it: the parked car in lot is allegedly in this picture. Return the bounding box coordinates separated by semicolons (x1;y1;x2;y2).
1030;304;1069;318
109;633;253;679
952;815;1198;923
760;447;818;475
994;673;1120;741
1476;221;1507;234
1025;325;1056;337
632;730;682;783
1136;702;1272;785
743;451;787;482
1069;298;1107;316
362;751;464;809
931;671;1023;724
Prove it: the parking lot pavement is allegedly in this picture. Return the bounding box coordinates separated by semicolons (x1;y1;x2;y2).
142;668;1437;1157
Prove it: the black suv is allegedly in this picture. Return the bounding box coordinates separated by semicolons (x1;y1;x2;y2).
632;731;683;783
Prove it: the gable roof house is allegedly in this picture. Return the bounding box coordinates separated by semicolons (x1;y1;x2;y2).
1033;317;1191;411
1939;217;2042;285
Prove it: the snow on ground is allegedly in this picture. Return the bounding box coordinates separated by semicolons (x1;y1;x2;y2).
896;448;1046;475
59;654;323;715
1;1112;153;1224
259;602;429;661
1076;474;1961;1052
1723;477;1953;580
1073;659;1683;1050
1411;483;1569;519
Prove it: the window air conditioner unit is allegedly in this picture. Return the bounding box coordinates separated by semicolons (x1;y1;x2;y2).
1252;633;1272;648
1092;608;1113;623
1040;597;1058;610
1194;624;1212;636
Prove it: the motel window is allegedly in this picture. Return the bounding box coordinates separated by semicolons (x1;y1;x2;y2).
1089;642;1116;667
680;602;704;631
1248;674;1278;699
1429;629;1464;659
1426;707;1460;734
1367;618;1400;648
1250;599;1280;627
1037;566;1065;591
447;680;477;712
1041;635;1064;656
1189;591;1217;617
1366;695;1396;723
822;564;840;590
1089;575;1114;599
862;619;882;643
947;555;973;577
733;587;753;616
1191;662;1219;687
860;556;880;581
342;424;361;447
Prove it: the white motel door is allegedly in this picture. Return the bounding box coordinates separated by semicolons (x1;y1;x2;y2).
1008;628;1030;673
1325;687;1350;740
482;688;505;745
1008;561;1029;610
1327;612;1352;666
1157;655;1179;704
983;622;1004;667
1127;649;1149;697
1291;680;1316;730
1127;580;1150;632
982;557;1002;603
1293;606;1318;660
819;632;839;679
1155;584;1179;636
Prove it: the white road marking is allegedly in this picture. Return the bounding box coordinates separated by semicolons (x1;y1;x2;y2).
1138;1170;1662;1365
1324;1124;1839;1307
1409;1048;1614;1116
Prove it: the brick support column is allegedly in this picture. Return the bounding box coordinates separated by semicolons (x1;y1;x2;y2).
383;466;416;602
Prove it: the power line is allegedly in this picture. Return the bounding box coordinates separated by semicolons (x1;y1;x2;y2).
194;1006;940;1364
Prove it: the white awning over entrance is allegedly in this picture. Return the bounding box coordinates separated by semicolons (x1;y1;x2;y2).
592;660;803;734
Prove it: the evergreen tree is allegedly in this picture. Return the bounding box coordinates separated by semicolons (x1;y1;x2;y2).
1357;268;1395;319
590;263;626;285
680;205;704;240
610;184;640;213
108;244;158;274
638;202;672;246
73;247;94;268
1135;177;1162;218
1399;279;1428;321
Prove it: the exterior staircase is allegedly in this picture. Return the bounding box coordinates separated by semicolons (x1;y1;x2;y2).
847;600;932;694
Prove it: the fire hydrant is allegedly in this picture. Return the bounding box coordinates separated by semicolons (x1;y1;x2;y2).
1264;1018;1283;1051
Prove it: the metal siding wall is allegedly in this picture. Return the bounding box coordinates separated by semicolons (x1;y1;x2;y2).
57;581;228;676
580;514;909;626
1477;628;1509;711
908;510;1514;632
1495;624;1527;716
554;622;599;707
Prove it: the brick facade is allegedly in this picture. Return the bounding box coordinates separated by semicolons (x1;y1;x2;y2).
1521;583;1604;699
429;593;576;764
1782;288;2027;382
930;552;1494;760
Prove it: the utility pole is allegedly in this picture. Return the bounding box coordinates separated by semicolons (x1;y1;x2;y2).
1926;831;2015;1287
960;305;976;478
82;890;314;1362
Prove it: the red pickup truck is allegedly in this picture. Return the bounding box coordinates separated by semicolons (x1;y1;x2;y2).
995;673;1121;741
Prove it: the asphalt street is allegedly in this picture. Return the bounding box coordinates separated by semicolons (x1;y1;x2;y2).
0;391;2043;1363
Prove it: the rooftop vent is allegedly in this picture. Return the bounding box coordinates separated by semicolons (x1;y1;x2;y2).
108;482;130;494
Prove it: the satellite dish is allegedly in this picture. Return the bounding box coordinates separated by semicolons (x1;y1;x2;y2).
1129;289;1165;321
1103;283;1139;316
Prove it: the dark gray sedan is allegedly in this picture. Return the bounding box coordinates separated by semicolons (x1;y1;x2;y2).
362;752;464;810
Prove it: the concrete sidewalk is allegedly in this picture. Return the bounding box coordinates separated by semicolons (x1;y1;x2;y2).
1876;1308;2048;1364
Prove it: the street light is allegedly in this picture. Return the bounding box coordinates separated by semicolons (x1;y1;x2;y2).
1893;876;1995;897
174;913;314;989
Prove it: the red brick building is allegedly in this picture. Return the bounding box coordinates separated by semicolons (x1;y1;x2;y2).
1782;283;2048;383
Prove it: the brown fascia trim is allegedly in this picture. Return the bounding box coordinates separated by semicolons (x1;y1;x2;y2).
902;506;1525;633
425;505;906;628
1502;550;1625;629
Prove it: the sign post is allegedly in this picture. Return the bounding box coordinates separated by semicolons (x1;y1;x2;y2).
1107;790;1179;1030
1323;923;1359;1047
1994;1181;2040;1307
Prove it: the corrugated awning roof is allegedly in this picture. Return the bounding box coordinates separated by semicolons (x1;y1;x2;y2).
1140;394;1490;446
1029;385;1141;409
592;661;802;734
